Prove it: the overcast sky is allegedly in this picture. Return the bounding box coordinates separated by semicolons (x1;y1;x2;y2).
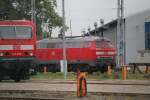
55;0;150;36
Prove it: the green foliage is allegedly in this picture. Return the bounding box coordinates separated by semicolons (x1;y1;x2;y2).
0;0;63;37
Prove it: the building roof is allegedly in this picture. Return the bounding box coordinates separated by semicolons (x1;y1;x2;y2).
89;19;117;36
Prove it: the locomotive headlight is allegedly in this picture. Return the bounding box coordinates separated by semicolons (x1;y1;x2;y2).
29;52;34;56
0;52;4;56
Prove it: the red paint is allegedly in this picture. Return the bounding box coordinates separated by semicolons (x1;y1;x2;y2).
35;38;116;65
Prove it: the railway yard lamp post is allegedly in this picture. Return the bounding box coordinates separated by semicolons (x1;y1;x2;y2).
94;22;98;36
62;0;67;80
81;29;86;36
100;19;104;37
87;26;91;36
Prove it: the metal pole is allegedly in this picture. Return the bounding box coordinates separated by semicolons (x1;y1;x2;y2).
116;0;121;69
62;0;67;79
100;19;104;37
94;22;98;36
70;19;72;37
88;26;91;36
94;24;96;36
116;0;125;68
31;0;36;24
121;0;125;65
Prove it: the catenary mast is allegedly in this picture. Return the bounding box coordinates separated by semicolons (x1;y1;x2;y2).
116;0;125;69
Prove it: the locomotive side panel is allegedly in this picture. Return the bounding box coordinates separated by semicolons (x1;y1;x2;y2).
35;37;116;72
67;48;95;61
35;48;63;63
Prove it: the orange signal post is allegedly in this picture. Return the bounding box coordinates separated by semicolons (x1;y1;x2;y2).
148;66;150;74
76;69;87;97
122;65;127;80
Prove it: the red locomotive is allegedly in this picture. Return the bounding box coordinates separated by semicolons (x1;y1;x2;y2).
35;36;115;73
0;20;36;81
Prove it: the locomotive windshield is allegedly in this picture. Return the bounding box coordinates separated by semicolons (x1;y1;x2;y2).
96;40;113;48
0;26;32;39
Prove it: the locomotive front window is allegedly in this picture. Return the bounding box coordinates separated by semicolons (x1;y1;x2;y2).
0;26;32;39
83;41;91;48
96;40;113;48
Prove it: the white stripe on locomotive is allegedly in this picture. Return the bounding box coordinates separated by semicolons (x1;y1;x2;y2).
0;45;33;50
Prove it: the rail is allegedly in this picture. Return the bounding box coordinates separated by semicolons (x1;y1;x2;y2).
0;97;64;100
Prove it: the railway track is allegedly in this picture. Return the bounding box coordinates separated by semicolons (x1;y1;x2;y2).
1;80;150;87
0;90;67;100
24;80;150;86
0;97;64;100
1;80;150;86
0;80;150;100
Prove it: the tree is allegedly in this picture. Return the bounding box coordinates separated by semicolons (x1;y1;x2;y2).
0;0;63;37
0;0;17;20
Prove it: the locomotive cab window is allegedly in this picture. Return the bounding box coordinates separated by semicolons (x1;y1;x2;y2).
0;26;32;39
83;41;91;48
96;40;113;48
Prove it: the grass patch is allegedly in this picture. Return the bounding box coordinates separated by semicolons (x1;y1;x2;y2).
31;72;75;80
31;71;150;80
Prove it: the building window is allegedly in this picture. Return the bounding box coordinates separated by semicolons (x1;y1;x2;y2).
145;22;150;50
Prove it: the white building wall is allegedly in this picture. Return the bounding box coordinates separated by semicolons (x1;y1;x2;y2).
125;10;150;64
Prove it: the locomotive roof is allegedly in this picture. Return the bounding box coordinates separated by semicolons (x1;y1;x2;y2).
37;36;110;43
0;20;34;26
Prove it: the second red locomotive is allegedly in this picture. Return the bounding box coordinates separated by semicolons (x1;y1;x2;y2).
35;36;115;73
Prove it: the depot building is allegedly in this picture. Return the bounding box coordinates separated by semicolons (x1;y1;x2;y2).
89;10;150;64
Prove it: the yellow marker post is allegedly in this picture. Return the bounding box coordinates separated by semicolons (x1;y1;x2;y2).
122;65;127;80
